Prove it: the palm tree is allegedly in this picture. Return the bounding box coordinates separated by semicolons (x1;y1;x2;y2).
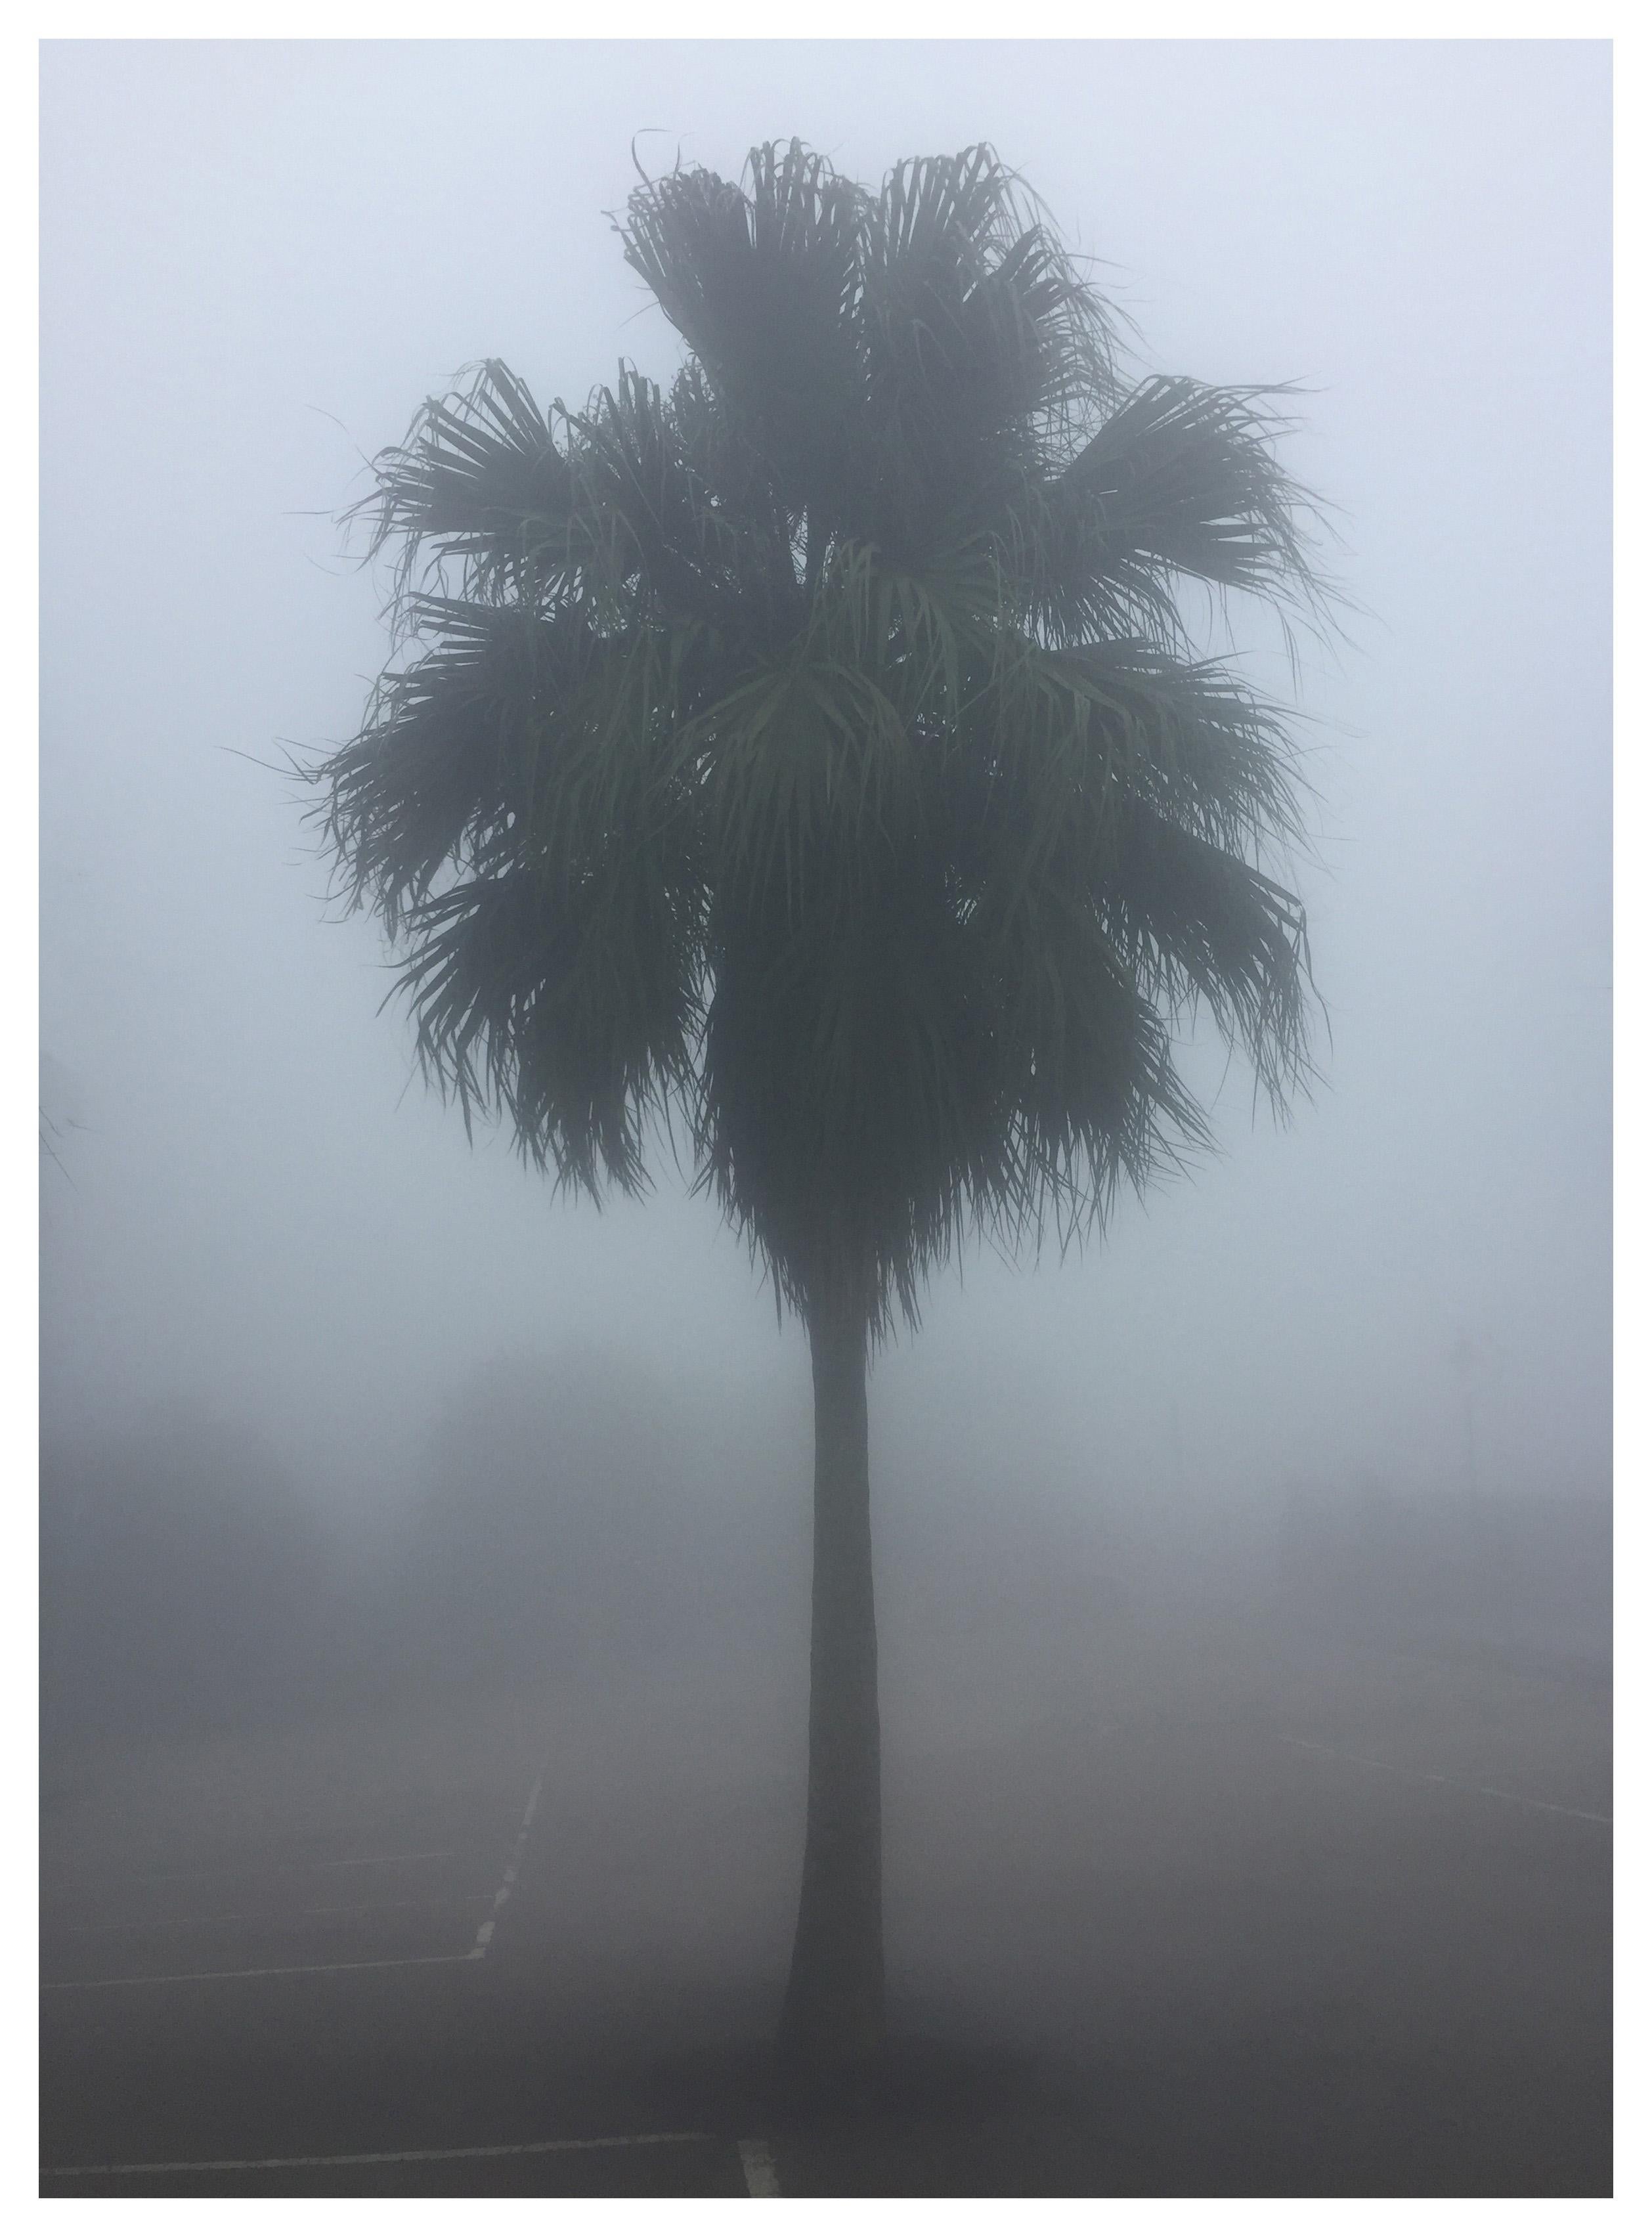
308;140;1330;2085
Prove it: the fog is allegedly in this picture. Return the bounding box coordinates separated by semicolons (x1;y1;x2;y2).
39;40;1610;2198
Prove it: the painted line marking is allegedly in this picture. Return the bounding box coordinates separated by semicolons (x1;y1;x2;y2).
1281;1737;1612;1825
297;1851;458;1871
47;1894;467;1936
46;1748;556;1987
42;2131;718;2177
471;1756;550;1960
54;1850;459;1894
43;1951;485;1989
739;2138;780;2196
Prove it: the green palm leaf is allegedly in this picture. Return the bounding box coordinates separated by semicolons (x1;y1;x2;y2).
309;137;1332;1330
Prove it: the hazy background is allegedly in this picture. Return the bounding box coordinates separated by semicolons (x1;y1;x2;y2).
39;41;1611;1731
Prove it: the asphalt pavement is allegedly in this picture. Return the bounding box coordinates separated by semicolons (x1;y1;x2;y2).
39;1616;1612;2198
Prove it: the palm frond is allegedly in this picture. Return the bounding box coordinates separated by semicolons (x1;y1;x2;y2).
1017;374;1334;654
619;139;866;506
345;360;573;609
308;138;1333;1337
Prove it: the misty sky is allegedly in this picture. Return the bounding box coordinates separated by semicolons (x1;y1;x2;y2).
39;41;1611;1535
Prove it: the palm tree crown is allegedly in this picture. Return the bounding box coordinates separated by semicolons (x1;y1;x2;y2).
313;141;1328;1337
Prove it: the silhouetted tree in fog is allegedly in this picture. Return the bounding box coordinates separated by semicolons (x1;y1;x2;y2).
385;1349;726;1688
41;1408;329;1740
307;141;1329;2085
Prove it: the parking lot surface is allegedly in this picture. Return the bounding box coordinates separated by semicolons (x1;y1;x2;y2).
40;1617;1611;2197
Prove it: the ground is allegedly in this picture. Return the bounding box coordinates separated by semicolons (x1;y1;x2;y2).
39;1599;1611;2198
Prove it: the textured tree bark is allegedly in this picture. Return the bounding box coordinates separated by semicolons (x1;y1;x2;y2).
777;1285;886;2080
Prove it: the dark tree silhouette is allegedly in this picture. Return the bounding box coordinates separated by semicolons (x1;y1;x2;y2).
307;141;1330;2083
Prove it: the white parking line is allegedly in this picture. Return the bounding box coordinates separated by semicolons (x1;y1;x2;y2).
48;1894;463;1936
53;1843;456;1897
1281;1736;1613;1824
300;1852;458;1871
738;2138;781;2196
42;2131;718;2177
471;1758;548;1959
43;1951;485;1989
44;1749;556;1989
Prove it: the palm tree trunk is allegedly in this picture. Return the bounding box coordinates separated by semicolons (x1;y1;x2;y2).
777;1286;885;2077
